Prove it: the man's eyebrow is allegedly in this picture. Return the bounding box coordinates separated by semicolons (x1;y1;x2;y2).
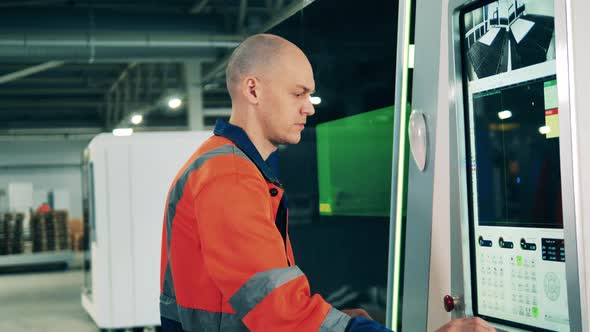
296;84;315;94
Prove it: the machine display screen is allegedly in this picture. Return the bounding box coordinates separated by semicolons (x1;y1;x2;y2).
460;1;569;331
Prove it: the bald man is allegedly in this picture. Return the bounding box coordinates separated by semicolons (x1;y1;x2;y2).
159;34;495;332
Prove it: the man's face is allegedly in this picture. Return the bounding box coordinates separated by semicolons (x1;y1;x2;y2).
257;49;315;145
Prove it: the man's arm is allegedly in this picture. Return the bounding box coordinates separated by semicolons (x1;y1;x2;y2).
194;172;350;331
434;317;495;332
345;316;495;332
193;171;496;332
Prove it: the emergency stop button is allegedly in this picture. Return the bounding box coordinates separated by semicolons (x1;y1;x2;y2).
443;295;462;312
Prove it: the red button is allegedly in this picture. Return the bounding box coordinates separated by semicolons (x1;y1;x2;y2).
443;295;455;312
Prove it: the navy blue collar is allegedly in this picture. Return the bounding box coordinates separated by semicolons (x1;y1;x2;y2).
214;119;281;186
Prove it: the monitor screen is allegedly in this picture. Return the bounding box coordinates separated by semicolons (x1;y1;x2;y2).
460;1;569;331
471;76;561;229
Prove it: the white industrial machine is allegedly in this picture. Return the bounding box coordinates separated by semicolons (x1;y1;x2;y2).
81;131;211;330
387;0;590;331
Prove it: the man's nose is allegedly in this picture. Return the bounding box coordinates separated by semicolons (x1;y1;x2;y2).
302;100;315;116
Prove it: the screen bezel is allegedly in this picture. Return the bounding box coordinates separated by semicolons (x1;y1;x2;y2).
459;1;557;330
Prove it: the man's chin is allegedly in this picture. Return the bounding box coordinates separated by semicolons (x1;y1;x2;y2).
287;135;302;144
271;137;300;147
275;135;301;145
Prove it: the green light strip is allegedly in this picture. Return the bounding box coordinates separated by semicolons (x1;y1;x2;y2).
391;0;412;329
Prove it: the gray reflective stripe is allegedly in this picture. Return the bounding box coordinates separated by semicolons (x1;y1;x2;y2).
165;144;250;250
159;294;180;321
230;266;304;319
319;307;351;332
160;294;248;332
162;263;175;299
161;144;251;301
178;306;247;332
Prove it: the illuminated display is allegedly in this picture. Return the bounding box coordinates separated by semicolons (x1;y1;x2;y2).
460;0;569;330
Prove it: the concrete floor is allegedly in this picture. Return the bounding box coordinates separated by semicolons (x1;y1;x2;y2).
0;268;99;332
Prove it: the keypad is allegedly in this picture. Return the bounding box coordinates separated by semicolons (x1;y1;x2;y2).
510;255;539;318
478;253;505;312
478;253;539;318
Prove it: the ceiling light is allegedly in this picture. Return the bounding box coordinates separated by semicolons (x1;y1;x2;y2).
310;96;322;105
131;114;143;125
538;126;551;135
168;97;182;109
113;128;133;137
498;110;512;120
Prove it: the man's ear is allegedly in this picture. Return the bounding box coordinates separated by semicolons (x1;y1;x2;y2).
242;77;260;104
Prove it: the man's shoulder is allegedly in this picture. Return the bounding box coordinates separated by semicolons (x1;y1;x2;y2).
170;135;263;199
195;135;232;154
191;136;261;180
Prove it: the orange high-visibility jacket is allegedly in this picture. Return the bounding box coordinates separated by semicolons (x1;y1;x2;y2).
159;121;351;331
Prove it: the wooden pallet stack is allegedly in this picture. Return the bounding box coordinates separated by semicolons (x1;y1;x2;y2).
0;213;25;255
54;211;69;250
31;210;70;253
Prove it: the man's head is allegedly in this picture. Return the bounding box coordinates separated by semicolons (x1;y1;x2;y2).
226;34;315;148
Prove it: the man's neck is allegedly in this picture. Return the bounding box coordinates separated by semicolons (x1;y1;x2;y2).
229;115;277;160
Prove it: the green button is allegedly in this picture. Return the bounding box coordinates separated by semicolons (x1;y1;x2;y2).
532;306;539;318
516;256;523;266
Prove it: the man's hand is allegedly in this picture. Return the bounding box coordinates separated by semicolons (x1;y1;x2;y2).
342;308;372;319
434;317;496;332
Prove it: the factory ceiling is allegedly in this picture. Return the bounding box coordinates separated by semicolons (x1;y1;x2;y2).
0;0;304;134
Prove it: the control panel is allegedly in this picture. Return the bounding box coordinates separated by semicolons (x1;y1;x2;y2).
458;0;571;330
475;227;569;331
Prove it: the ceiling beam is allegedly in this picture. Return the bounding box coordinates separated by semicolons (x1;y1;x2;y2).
190;0;210;14
0;63;123;71
0;86;187;95
0;0;65;7
0;100;102;108
0;88;105;95
3;77;179;85
0;61;64;84
0;32;241;62
258;0;315;34
109;62;138;94
274;0;284;13
0;127;101;141
238;0;248;32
